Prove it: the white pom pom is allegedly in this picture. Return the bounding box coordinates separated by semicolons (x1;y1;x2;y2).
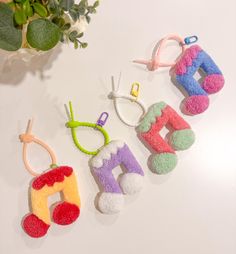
119;173;144;195
98;193;124;214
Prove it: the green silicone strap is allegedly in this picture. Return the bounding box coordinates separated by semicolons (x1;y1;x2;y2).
66;102;110;155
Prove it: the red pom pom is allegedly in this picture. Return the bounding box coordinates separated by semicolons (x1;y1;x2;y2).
53;202;80;225
23;214;50;238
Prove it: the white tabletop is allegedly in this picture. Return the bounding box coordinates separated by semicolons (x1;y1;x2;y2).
0;0;236;253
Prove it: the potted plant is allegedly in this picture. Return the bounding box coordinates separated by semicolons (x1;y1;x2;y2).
0;0;99;52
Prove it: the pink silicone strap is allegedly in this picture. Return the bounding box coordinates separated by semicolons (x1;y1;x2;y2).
19;119;57;177
133;34;186;71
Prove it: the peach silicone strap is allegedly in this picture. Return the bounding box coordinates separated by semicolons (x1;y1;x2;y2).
133;34;186;71
19;119;57;177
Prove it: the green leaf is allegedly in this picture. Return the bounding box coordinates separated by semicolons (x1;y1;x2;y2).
33;3;48;17
78;6;85;15
72;4;79;10
79;0;88;8
27;18;61;51
68;30;78;41
87;6;96;13
47;0;60;15
76;32;83;38
61;23;71;30
73;40;78;49
86;15;91;23
0;3;22;51
93;0;99;8
80;42;87;48
23;0;33;17
14;8;27;25
69;8;77;21
59;0;74;11
52;16;65;27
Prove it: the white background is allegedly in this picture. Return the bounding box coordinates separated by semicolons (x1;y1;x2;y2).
0;0;236;253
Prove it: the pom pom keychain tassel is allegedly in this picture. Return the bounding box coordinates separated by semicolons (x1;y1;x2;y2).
19;119;81;238
65;102;144;215
109;75;195;174
134;34;224;115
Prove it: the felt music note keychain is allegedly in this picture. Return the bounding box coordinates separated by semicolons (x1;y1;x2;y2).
65;102;144;215
19;119;81;238
109;76;195;174
134;34;224;115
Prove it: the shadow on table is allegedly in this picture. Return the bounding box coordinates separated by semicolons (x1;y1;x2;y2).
0;45;62;85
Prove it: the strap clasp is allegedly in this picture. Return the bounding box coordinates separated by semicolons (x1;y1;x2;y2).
184;35;198;45
96;112;109;127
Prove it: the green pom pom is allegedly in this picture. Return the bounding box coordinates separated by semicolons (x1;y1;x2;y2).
151;153;177;174
170;129;195;151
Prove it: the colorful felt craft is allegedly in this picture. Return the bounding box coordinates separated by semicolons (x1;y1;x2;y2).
90;140;144;214
66;102;144;214
109;78;195;174
134;34;224;115
19;119;81;238
174;44;224;115
137;102;195;174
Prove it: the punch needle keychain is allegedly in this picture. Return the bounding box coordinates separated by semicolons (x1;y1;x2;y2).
109;76;195;174
134;34;224;115
19;119;81;238
65;102;144;215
